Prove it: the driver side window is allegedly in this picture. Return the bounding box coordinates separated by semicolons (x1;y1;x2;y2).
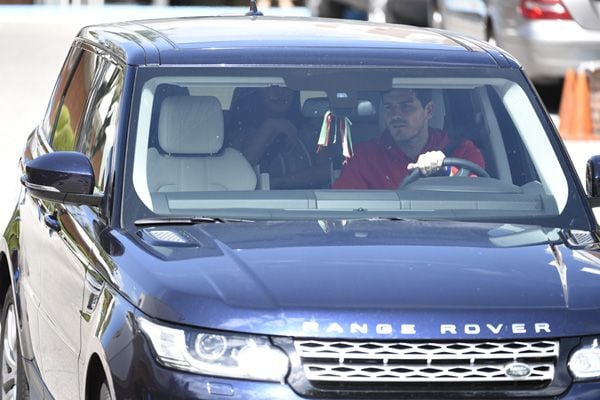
50;49;103;152
77;61;123;192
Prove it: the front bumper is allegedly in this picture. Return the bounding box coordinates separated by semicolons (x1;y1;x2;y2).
108;331;600;399
110;354;600;399
497;20;600;82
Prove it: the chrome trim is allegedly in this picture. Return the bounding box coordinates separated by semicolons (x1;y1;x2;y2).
21;178;60;192
294;339;558;383
83;271;104;313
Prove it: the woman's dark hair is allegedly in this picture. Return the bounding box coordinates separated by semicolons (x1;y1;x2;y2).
228;86;301;127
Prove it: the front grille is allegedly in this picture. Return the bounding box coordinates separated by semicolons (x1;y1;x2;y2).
294;340;558;385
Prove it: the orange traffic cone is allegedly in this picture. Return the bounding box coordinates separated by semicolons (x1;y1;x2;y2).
572;69;594;139
558;68;575;136
559;68;594;140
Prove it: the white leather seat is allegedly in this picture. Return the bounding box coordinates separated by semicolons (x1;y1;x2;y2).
147;96;257;192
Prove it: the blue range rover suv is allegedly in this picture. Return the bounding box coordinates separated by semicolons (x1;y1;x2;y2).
3;8;600;400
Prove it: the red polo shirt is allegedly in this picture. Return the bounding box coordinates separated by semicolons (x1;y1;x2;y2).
332;128;485;190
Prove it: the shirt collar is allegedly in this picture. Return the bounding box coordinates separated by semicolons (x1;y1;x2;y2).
380;128;443;161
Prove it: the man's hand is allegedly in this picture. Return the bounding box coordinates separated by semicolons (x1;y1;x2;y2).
407;151;446;176
241;118;298;165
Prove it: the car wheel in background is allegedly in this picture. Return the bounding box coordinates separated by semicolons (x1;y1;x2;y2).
486;19;497;46
0;290;28;400
385;0;429;26
427;0;443;28
316;0;367;20
98;381;112;400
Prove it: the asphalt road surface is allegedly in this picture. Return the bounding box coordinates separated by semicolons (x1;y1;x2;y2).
0;6;598;231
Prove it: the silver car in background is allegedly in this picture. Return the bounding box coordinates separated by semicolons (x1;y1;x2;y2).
430;0;600;83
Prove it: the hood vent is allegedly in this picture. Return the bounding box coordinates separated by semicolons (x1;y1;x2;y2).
149;229;187;243
561;230;598;248
138;228;197;247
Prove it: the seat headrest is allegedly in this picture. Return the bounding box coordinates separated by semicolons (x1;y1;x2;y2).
158;96;224;154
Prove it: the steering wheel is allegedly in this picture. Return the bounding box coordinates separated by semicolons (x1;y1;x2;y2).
398;157;489;189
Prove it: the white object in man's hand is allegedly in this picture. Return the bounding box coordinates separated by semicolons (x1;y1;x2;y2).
407;151;446;176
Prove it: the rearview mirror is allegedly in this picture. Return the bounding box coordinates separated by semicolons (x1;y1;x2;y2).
301;97;376;118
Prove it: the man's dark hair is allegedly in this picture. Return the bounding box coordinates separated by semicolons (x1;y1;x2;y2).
413;88;432;107
382;88;433;107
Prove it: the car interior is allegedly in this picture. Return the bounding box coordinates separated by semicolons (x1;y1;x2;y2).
130;73;567;220
147;95;257;193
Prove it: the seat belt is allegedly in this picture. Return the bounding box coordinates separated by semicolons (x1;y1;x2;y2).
443;136;463;157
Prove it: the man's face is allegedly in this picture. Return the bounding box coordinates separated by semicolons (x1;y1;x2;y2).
382;89;432;145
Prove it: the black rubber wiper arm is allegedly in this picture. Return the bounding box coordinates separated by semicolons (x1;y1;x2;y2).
134;216;253;226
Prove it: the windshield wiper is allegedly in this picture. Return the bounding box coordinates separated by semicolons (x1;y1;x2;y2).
369;216;412;221
134;216;254;226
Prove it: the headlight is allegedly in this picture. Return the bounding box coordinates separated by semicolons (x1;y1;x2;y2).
137;317;289;382
569;338;600;380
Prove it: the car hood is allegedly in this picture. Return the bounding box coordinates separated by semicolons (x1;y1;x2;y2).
109;219;600;339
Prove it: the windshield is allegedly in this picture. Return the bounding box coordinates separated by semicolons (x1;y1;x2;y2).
122;67;587;228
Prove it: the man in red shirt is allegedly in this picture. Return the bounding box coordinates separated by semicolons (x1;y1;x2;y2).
332;88;485;190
